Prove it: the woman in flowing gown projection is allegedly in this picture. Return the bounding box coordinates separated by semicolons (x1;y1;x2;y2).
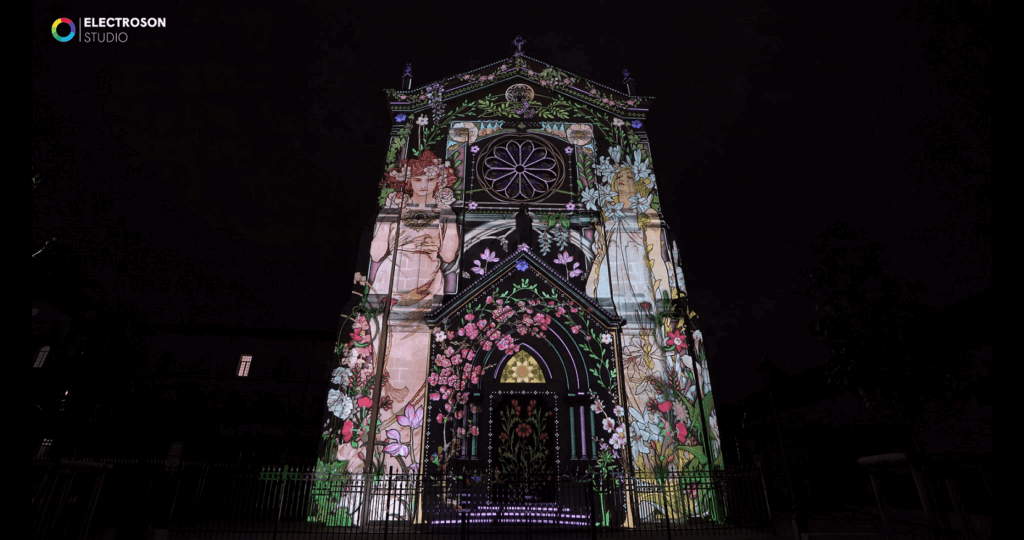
586;164;685;475
586;167;671;319
339;150;458;483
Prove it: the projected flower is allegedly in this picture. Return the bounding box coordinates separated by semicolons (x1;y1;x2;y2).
327;389;353;420
566;123;594;146
482;139;559;199
397;404;423;429
383;430;410;457
666;329;689;354
448;121;479;144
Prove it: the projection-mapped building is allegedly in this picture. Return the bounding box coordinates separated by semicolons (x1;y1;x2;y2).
314;38;722;527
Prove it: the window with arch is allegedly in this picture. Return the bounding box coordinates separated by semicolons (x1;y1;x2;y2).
499;350;546;384
33;346;50;368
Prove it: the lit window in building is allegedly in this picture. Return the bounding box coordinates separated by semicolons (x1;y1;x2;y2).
33;346;50;368
166;442;184;468
37;439;52;459
237;355;253;377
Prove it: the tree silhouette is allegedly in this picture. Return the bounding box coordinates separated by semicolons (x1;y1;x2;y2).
803;222;974;454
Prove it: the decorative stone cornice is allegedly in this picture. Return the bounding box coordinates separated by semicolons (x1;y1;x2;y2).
385;55;653;119
425;248;623;328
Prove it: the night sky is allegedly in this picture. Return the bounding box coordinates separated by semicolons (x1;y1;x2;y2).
32;1;989;407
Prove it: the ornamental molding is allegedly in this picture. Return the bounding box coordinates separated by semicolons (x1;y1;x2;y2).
425;248;623;329
386;56;653;118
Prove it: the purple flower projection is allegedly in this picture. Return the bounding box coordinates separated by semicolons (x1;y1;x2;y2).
482;139;558;199
383;429;410;457
471;248;501;275
631;120;643;128
395;114;408;122
397;404;423;429
515;260;529;271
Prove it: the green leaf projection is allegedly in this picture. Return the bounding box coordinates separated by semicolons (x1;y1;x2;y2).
493;398;554;486
315;49;722;528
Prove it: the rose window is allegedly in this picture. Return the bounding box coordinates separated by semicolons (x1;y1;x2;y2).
479;136;564;201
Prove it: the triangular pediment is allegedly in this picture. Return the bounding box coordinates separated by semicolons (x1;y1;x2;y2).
425;248;622;328
387;55;652;119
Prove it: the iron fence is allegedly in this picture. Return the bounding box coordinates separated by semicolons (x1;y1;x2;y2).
32;460;776;539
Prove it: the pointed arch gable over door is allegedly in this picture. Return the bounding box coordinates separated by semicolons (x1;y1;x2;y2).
422;249;624;478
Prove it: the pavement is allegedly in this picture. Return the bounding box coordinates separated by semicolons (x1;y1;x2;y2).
125;505;990;540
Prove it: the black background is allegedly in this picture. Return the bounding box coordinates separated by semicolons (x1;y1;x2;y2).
32;1;990;408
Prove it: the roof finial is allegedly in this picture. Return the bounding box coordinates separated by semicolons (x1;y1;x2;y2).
623;68;636;96
401;63;413;90
512;36;526;57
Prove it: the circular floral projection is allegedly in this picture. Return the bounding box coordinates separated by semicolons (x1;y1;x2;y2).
479;135;564;201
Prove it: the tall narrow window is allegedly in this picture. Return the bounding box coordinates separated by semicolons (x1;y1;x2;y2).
471;408;479;458
33;346;50;368
461;404;469;458
569;406;577;460
589;409;597;457
237;355;252;377
579;406;588;459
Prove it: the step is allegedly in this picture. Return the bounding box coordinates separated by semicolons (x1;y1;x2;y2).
801;534;883;540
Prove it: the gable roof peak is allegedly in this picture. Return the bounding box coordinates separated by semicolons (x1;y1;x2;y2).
425;248;623;327
386;54;654;118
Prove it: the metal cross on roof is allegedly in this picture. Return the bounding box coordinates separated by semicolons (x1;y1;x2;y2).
512;36;526;56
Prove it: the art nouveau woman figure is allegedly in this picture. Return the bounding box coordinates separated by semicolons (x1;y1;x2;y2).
341;150;458;475
586;161;683;475
370;150;459;309
586;167;672;325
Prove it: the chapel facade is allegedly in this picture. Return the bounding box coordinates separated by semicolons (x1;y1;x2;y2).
315;39;722;527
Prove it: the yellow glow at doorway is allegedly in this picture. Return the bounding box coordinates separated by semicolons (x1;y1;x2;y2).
500;351;546;384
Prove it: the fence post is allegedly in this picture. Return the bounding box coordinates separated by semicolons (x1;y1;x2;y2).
384;467;393;540
867;471;892;540
945;477;976;540
660;477;672;540
167;468;182;531
757;463;776;536
588;479;596;540
81;466;109;540
273;465;288;540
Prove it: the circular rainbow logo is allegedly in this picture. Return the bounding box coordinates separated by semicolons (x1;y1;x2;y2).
51;18;75;42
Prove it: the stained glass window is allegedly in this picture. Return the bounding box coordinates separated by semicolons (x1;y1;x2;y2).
499;351;546;384
480;136;563;201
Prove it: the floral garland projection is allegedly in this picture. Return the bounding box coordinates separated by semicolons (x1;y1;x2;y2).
384;88;654;210
426;276;621;475
311;276;389;526
386;56;649;118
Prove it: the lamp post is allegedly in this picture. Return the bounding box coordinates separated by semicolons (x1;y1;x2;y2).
756;356;806;540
